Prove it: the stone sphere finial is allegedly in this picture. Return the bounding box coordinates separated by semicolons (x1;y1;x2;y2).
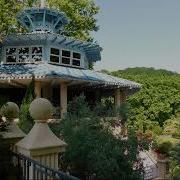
29;98;53;122
0;102;19;120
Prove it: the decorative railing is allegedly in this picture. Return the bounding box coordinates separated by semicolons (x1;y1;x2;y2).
13;152;80;180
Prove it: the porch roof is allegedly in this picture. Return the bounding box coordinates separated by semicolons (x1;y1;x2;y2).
0;63;141;90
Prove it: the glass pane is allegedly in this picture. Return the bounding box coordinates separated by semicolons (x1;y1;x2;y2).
19;55;29;62
62;57;70;64
51;48;59;55
34;13;43;21
32;55;42;62
73;52;81;59
6;56;16;63
62;50;70;57
72;59;80;66
45;14;57;23
6;48;16;55
50;55;59;63
32;47;42;54
19;47;29;55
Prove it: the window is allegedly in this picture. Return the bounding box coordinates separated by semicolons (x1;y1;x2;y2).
62;57;70;64
73;52;81;59
32;47;42;62
6;48;17;63
32;47;42;54
72;59;80;66
18;47;30;63
50;55;59;63
50;48;59;63
62;50;70;57
61;50;70;65
51;48;59;55
6;48;16;55
19;55;29;63
6;56;16;63
72;52;81;67
32;55;42;62
49;48;82;67
5;46;42;63
19;47;29;55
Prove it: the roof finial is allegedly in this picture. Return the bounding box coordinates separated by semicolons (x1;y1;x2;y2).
40;0;45;8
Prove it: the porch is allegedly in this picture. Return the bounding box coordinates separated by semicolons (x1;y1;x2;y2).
0;63;140;119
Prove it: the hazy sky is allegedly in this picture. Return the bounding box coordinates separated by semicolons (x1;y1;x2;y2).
93;0;180;73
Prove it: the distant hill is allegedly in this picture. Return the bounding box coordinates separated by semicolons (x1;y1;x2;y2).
104;67;180;134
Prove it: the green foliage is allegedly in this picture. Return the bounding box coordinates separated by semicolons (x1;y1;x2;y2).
19;77;35;133
117;103;130;124
50;96;144;180
0;0;23;41
169;144;180;179
0;0;99;41
163;117;180;138
48;0;99;41
157;141;173;155
93;97;115;117
110;67;180;135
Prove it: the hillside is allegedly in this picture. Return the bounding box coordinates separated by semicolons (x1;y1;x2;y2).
106;67;180;134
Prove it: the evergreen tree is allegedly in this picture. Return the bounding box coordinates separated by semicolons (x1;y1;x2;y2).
19;76;35;133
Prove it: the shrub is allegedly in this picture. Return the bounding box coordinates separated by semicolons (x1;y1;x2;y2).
51;95;145;180
19;76;35;133
158;141;173;155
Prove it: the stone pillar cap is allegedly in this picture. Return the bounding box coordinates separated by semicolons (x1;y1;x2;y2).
16;98;67;151
29;98;53;122
0;102;25;139
0;102;19;120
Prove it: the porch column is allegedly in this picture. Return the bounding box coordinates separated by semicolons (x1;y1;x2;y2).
42;83;51;100
60;82;67;118
35;81;41;98
120;90;126;103
114;89;126;109
114;89;121;109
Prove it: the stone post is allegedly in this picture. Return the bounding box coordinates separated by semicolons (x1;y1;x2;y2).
0;102;25;151
60;82;67;118
16;98;67;177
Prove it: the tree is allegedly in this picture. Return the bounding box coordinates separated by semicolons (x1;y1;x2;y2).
170;144;180;179
0;0;99;41
110;67;180;135
50;96;145;180
48;0;99;41
0;0;23;41
18;77;35;133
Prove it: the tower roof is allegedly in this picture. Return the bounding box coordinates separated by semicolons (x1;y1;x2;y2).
17;7;69;33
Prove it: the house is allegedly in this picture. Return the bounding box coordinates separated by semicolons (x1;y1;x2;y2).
0;1;140;118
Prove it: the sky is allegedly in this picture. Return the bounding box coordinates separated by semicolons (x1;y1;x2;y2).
93;0;180;73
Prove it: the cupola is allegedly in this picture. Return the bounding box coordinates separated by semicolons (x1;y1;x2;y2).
17;8;68;33
0;0;102;69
